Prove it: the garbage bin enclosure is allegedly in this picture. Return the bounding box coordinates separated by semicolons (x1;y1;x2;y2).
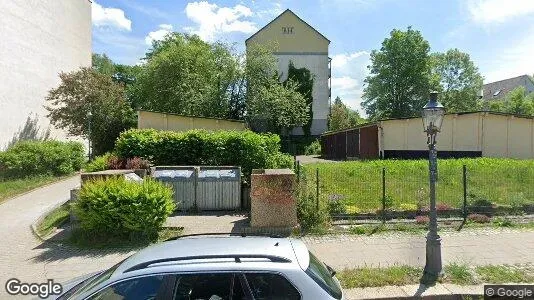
197;167;241;210
152;166;197;212
152;166;241;211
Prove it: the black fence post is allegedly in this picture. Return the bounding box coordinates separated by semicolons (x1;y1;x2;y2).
316;168;320;211
463;164;467;222
297;161;301;182
382;167;386;223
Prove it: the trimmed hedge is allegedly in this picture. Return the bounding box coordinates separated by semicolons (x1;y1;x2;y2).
0;140;84;178
115;129;292;179
74;177;175;237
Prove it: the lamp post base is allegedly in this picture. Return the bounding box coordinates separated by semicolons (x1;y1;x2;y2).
421;234;443;284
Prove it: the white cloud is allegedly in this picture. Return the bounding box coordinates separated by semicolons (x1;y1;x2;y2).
184;1;258;41
331;51;370;69
329;51;371;114
92;1;132;31
331;76;359;90
467;0;534;25
481;25;534;82
145;24;174;45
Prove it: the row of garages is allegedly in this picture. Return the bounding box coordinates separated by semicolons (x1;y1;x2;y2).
321;112;534;160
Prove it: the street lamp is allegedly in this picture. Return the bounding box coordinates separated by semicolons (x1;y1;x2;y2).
87;111;92;161
421;91;445;283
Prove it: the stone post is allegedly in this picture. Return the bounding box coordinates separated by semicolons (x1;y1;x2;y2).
250;169;297;229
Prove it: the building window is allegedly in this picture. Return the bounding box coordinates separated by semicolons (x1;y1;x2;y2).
282;27;294;34
493;89;501;97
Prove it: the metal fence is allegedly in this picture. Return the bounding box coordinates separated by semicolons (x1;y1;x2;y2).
297;162;534;224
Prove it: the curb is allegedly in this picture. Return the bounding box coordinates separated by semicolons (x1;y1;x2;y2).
30;198;71;242
344;283;485;300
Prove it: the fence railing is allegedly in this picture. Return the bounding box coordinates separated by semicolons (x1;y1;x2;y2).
296;161;534;224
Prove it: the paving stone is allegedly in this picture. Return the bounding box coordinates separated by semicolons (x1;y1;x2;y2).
344;286;408;299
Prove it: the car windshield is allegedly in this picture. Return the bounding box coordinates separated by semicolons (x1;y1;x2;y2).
305;251;342;300
60;258;128;299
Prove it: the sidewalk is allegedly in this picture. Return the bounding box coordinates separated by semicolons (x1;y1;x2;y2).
302;228;534;269
344;283;485;299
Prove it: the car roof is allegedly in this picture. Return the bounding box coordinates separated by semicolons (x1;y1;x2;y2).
112;237;310;278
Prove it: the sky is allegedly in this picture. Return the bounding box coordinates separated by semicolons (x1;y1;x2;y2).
92;0;534;114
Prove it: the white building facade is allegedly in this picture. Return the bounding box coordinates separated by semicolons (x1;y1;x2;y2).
246;9;331;136
0;0;92;149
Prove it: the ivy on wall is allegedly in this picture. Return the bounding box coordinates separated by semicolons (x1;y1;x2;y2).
285;61;314;136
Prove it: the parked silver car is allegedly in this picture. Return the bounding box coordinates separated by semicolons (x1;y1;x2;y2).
54;235;344;299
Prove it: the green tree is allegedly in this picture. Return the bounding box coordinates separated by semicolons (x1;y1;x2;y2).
45;68;136;155
503;87;534;115
247;80;310;134
329;96;363;131
131;33;240;118
286;61;314;136
484;87;534;116
431;49;483;112
362;27;435;120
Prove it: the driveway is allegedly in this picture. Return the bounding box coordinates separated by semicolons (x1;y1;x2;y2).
0;175;133;298
1;175;534;299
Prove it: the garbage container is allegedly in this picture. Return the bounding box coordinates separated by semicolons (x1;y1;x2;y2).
197;166;241;210
152;166;197;212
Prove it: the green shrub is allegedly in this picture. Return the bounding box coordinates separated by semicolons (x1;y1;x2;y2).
467;213;490;223
84;153;111;172
297;192;330;231
73;177;175;237
115;129;288;179
492;217;514;227
328;199;346;215
304;140;321;155
398;203;418;211
0;140;84;178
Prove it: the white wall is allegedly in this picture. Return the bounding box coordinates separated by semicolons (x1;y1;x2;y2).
276;54;329;135
380;113;534;159
0;0;92;149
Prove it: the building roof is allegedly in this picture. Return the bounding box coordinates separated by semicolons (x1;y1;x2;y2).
482;75;534;101
321;111;534;136
138;110;245;124
245;9;330;44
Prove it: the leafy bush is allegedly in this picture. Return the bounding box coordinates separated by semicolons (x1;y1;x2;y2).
346;205;361;214
415;215;429;225
84;153;111;172
467;213;490;223
107;154;124;170
74;177;175;237
436;203;453;211
115;129;288;179
470;198;493;208
399;203;418;211
297;192;330;231
492;217;514;227
304;140;321;155
328;199;346;215
125;157;150;169
0;140;84;178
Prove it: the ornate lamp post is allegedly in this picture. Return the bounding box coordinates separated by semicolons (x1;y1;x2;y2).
421;91;445;283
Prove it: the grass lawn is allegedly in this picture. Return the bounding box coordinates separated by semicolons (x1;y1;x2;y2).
338;264;534;288
36;203;70;237
302;158;534;212
0;175;67;204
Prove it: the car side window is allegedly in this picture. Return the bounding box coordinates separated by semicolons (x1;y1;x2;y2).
174;273;246;300
88;274;170;300
244;273;300;300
